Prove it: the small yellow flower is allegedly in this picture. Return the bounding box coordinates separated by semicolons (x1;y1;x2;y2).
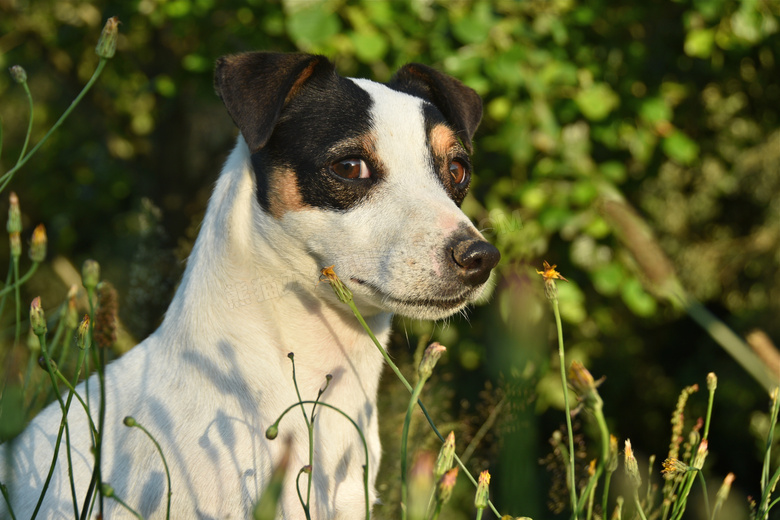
320;265;353;304
537;260;568;282
537;260;567;301
661;457;689;479
475;470;490;509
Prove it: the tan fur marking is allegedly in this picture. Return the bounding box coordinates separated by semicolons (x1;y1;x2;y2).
268;167;306;218
430;124;457;158
285;59;320;104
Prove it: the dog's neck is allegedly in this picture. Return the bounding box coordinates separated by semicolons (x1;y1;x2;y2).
159;139;391;387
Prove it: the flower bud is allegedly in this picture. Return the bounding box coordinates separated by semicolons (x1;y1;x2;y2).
661;457;689;480
320;265;353;304
100;483;115;498
82;259;100;291
77;315;91;350
266;424;279;440
7;192;22;235
9;65;27;84
123;416;137;427
435;467;458;506
474;470;490;509
606;434;619;473
418;342;446;381
95;17;119;59
38;355;57;372
714;473;735;507
707;372;717;392
29;224;46;263
692;439;708;470
30;296;47;336
624;439;641;488
433;431;456;481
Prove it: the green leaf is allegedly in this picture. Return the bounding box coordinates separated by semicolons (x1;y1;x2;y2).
662;130;700;165
451;2;494;44
620;277;657;317
575;83;620;121
351;31;388;63
286;3;342;50
592;262;625;296
639;97;672;125
685;28;715;58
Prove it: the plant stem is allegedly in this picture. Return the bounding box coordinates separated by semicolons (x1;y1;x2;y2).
0;261;39;299
0;59;108;188
16;81;34;165
272;400;371;520
401;377;427;520
127;420;172;520
633;491;648;520
553;298;578;518
344;298;502;518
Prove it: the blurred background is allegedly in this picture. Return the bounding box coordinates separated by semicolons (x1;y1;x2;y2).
0;0;778;518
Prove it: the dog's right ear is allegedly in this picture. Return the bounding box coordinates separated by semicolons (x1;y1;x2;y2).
214;52;335;153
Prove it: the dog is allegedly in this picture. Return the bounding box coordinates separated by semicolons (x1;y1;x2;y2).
1;52;500;519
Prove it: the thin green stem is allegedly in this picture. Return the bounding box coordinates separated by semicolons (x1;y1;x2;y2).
0;482;18;520
553;298;578;519
126;420;171;520
272;400;371;520
344;298;501;518
633;491;648;520
697;471;711;520
401;378;427;520
16;82;34;165
295;469;310;520
286;354;312;517
602;472;612;519
104;487;144;520
0;59;108;187
29;330;79;520
12;257;21;348
53;367;98;438
703;387;716;442
0;261;39;299
761;390;780;495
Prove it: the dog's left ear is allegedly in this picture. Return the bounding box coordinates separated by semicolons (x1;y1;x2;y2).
389;64;482;153
214;52;335;153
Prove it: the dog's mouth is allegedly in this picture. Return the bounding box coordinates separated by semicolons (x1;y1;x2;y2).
350;278;472;312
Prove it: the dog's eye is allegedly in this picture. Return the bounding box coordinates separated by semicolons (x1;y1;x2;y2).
331;158;371;180
449;159;469;186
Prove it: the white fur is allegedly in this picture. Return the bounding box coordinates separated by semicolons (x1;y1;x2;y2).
1;78;490;519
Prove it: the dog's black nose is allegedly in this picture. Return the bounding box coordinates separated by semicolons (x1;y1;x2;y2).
449;236;501;286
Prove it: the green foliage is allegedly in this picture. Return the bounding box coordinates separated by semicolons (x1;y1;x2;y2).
1;0;779;518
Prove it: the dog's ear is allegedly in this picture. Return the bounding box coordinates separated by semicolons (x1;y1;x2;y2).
214;52;335;153
389;64;482;153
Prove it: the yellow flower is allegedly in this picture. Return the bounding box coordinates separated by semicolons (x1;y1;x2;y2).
536;260;568;282
320;265;353;304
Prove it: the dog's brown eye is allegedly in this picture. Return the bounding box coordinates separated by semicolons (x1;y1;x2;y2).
449;159;469;185
331;158;370;180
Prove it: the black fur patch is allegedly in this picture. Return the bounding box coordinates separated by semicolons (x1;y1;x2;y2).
251;73;379;212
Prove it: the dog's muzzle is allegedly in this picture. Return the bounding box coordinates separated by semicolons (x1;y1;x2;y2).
447;234;501;286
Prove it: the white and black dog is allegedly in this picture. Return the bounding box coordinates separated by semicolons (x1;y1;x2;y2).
1;52;499;519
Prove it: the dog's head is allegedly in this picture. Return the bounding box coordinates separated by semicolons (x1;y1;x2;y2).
214;52;499;320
